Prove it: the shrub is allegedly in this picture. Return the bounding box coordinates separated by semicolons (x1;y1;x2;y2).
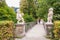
0;7;17;23
0;21;14;40
23;14;35;22
53;21;60;40
0;1;17;23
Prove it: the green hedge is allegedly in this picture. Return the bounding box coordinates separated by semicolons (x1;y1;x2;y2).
23;14;35;22
53;21;60;40
0;21;14;40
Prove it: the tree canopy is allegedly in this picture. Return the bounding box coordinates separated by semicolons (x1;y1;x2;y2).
20;0;60;22
0;0;16;23
37;0;60;21
20;0;37;18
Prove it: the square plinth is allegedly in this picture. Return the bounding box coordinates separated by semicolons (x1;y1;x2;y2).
14;24;25;38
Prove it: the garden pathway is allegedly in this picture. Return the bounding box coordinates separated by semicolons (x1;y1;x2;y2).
15;24;50;40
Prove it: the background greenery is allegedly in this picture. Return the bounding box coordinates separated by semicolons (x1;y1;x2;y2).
23;14;35;22
20;0;60;22
0;0;60;23
1;0;59;22
20;0;37;22
0;0;16;23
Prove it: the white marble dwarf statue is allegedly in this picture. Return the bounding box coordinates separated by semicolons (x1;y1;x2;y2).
16;9;25;24
47;8;53;23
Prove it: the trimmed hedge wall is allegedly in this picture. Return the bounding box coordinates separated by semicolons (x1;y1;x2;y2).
53;21;60;40
0;21;14;40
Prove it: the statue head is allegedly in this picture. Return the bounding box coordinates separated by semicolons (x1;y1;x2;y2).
16;9;22;14
16;9;20;13
49;8;53;11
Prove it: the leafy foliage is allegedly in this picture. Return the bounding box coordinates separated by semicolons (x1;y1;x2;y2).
53;2;60;20
53;21;60;40
20;0;37;19
20;0;60;22
37;0;60;21
46;0;60;20
0;21;14;40
0;0;16;23
37;0;49;21
23;14;35;22
20;0;28;13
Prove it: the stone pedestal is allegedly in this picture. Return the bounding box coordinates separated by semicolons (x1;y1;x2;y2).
14;24;25;37
45;22;53;35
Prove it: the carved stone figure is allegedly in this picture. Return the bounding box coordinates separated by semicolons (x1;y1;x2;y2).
47;8;53;23
16;9;24;24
